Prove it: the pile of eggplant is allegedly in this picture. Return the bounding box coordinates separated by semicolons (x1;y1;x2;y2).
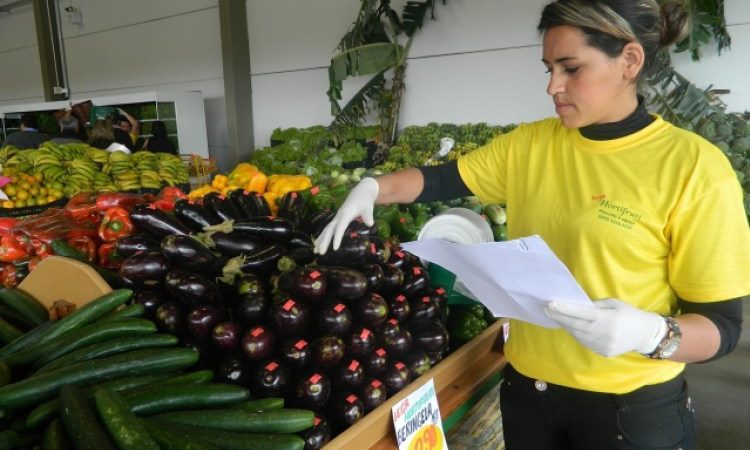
113;189;451;447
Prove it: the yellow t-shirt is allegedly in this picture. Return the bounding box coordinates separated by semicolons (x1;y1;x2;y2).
457;115;750;393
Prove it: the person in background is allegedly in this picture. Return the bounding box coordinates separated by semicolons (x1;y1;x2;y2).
1;113;51;149
314;1;750;449
50;112;85;145
137;120;177;154
112;108;140;150
88;119;130;154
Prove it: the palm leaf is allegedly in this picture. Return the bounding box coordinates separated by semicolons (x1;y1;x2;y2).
331;71;388;127
402;0;441;37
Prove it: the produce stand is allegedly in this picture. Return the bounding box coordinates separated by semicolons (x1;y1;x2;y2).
324;319;506;449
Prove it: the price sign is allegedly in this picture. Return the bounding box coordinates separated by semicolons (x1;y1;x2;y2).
391;379;447;450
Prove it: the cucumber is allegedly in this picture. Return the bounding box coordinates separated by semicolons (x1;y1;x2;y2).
156;369;215;385
0;360;9;387
0;317;22;346
42;418;73;450
0;430;19;449
230;397;285;411
26;373;176;430
146;419;305;450
124;383;250;416
0;287;49;327
154;408;314;434
0;348;199;410
0;320;54;358
48;241;125;287
31;318;157;369
34;334;178;376
99;303;145;321
141;419;221;450
59;384;117;450
0;304;35;330
37;288;133;345
94;388;160;450
3;317;156;370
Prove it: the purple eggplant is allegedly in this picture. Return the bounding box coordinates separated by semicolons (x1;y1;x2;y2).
251;359;290;398
345;219;378;237
387;248;415;270
287;247;316;266
383;329;412;356
203;191;243;222
207;216;295;242
211;321;243;353
164;268;220;306
277;190;307;227
332;358;365;390
299;415;332;450
345;326;375;359
288;230;314;249
131;289;166;319
406;295;438;330
412;321;449;353
277;267;327;302
187;304;228;341
382;360;412;395
381;265;405;293
234;293;270;327
216;353;249;386
230;190;271;217
130;203;191;238
427;351;447;366
350;292;389;329
292;371;331;410
403;350;432;379
401;264;430;296
326;390;364;432
387;294;411;323
366;236;391;265
311;335;345;369
161;234;221;273
307;209;336;237
377;318;401;342
360;263;385;292
321;267;367;300
118;251;170;286
279;337;311;369
236;272;266;297
359;378;387;413
154;300;187;336
315;301;352;335
241;325;276;361
317;233;370;267
203;231;265;258
363;347;388;375
267;298;310;336
115;233;160;258
173;199;221;231
222;244;285;276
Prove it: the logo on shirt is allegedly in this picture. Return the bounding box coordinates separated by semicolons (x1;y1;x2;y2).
596;198;642;230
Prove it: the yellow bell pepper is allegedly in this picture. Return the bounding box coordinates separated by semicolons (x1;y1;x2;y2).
243;171;268;193
263;191;279;216
227;163;261;188
211;174;228;190
266;174;312;198
188;184;218;199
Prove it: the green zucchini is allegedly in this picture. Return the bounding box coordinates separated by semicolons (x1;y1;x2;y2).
34;333;178;376
0;287;49;327
0;320;54;358
32;318;157;369
230;397;285;411
94;388;160;450
37;288;133;345
0;348;198;410
0;317;22;346
59;384;116;450
154;408;314;434
124;383;250;416
141;419;221;450
99;303;145;321
42;418;72;450
0;361;9;387
0;304;36;330
26;373;176;430
146;419;305;450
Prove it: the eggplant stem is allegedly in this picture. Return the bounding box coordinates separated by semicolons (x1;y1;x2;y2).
203;219;235;234
219;255;246;284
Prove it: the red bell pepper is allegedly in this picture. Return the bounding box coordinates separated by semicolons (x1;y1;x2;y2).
95;193;149;213
0;218;18;236
98;207;134;242
30;238;53;259
67;236;97;263
0;234;29;262
97;242;122;269
1;263;19;287
152;187;188;213
64;192;99;225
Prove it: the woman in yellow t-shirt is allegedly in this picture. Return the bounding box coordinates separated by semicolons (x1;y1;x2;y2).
315;1;750;449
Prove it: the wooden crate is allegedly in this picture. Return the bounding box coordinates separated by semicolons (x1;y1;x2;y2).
324;320;507;449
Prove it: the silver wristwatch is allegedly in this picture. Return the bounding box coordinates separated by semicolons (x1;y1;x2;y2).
648;317;682;360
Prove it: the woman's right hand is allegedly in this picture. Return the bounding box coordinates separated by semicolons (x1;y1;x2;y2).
314;177;380;254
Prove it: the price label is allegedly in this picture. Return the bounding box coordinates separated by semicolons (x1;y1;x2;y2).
391;379;447;450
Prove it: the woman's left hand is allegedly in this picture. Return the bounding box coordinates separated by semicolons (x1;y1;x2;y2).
544;299;668;357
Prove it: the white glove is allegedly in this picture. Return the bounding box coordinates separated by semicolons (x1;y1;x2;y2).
544;299;668;357
314;177;379;254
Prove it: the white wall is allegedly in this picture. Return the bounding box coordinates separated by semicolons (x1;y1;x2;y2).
0;0;749;157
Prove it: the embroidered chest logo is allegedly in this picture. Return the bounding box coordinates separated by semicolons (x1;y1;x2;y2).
595;197;642;230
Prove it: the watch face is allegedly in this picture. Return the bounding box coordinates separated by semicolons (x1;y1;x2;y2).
661;339;680;358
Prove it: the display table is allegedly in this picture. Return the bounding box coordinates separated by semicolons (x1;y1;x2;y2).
324;320;507;449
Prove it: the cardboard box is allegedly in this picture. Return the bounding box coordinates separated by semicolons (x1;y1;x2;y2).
18;256;112;309
324;320;506;449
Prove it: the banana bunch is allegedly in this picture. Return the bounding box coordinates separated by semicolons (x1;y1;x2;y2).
155;152;189;186
106;151;142;192
0;145;19;165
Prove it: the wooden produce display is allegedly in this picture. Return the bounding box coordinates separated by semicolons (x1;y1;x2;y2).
324;319;506;449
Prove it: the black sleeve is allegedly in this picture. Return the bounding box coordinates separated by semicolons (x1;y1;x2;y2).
677;298;743;362
415;160;473;203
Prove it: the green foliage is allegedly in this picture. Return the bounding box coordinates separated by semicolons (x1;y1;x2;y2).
669;0;731;60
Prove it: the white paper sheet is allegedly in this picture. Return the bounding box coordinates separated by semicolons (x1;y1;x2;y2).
400;235;593;328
